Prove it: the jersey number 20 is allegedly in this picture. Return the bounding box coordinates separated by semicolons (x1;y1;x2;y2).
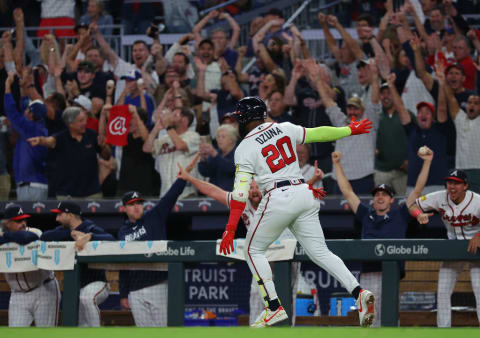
261;136;296;173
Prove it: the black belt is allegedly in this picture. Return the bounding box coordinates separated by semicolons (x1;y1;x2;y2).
25;277;54;293
264;179;305;195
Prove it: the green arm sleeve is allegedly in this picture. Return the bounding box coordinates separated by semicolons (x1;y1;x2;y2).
304;126;352;144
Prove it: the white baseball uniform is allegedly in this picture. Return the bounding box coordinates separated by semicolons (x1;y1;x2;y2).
416;190;480;327
227;193;299;325
5;227;61;327
235;122;360;310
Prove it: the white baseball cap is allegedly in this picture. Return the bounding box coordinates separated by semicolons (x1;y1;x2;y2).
73;95;92;112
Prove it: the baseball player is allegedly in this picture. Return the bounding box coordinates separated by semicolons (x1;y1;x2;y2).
117;156;197;327
1;204;60;327
333;146;434;326
409;169;480;327
40;201;115;327
177;163;301;325
219;96;375;327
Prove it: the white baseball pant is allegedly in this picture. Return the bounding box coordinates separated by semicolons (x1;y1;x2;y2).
245;184;359;308
78;281;110;327
128;282;168;327
437;261;480;327
249;262;301;325
9;278;60;327
360;272;382;327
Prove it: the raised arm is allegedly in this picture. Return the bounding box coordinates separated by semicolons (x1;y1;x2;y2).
411;34;434;91
406;146;433;207
284;60;303;107
193;11;218;48
219;12;240;50
234;46;249;83
434;62;448;123
327;15;364;61
318;13;341;62
177;161;228;205
332;152;360;213
12;8;25;71
91;22;118;68
386;73;411;125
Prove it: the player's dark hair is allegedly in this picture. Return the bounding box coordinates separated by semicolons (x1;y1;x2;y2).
199;39;214;49
357;14;374;27
180;108;194;127
133;40;150;51
174;52;190;65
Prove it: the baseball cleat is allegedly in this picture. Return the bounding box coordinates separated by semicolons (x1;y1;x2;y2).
356;289;375;327
251;306;288;328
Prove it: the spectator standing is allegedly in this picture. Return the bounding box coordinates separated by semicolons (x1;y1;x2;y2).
266;91;291;123
312;59;380;194
333;146;433;326
198;124;238;191
117;70;155;128
80;0;114;36
0;115;9;199
37;0;76;38
162;0;199;33
27;106;111;199
296;144;324;190
1;204;60;327
41;201;114;327
72;94;98;132
374;79;410;196
193;10;240;69
444;87;480;193
143;108;200;198
318;13;364;99
4;73;48;200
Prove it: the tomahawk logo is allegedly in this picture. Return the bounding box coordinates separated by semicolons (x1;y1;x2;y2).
109;116;127;135
375;244;386;256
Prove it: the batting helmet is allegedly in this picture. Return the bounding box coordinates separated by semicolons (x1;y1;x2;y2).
233;96;267;125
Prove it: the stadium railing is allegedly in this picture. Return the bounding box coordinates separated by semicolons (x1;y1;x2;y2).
60;239;480;327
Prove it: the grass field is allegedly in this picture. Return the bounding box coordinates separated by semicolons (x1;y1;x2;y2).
0;327;478;338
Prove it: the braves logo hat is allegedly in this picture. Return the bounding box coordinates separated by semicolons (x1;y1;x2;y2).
51;201;82;215
371;184;395;197
4;204;31;221
122;191;145;205
444;169;468;184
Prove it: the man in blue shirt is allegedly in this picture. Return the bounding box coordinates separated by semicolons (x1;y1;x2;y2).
41;201;114;327
4;73;48;200
118;157;197;327
332;146;434;326
119;70;155;128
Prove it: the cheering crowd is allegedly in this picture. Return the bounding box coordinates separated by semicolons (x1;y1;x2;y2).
0;1;479;201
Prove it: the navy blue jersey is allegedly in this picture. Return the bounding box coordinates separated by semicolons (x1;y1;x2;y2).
118;179;186;298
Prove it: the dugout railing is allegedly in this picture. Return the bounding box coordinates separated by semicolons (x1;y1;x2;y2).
61;239;480;327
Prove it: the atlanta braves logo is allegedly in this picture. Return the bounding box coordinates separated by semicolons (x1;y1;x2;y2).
109;116;128;135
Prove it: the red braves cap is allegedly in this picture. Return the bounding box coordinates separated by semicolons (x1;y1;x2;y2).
416;101;435;114
122;191;144;205
50;201;82;215
4;204;31;221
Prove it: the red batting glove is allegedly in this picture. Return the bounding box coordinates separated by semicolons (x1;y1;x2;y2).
219;230;235;255
348;116;373;135
309;184;327;200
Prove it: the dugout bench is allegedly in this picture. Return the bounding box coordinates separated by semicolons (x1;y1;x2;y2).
61;239;480;327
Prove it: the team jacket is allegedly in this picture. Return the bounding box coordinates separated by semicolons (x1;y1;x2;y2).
1;227;54;292
4;93;48;185
40;219;115;287
117;179;186;298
